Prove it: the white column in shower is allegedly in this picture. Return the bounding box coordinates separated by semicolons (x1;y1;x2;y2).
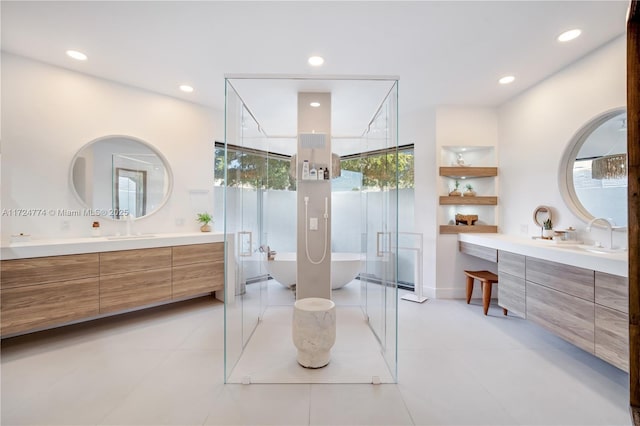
296;92;332;300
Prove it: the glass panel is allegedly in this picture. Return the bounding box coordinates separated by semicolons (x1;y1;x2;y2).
223;80;243;382
383;82;399;381
225;76;399;383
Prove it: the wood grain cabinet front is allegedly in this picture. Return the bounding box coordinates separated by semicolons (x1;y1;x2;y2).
171;243;224;299
595;272;628;314
1;277;99;335
1;243;223;337
526;257;594;302
496;251;526;318
526;281;595;354
0;253;100;336
99;268;172;314
498;273;526;318
595;304;629;372
1;253;99;289
100;247;172;275
459;242;497;262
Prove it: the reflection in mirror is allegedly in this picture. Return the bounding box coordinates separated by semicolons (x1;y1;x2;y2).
560;108;627;228
70;136;172;220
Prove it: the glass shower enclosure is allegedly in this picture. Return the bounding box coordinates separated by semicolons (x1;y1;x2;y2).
222;75;399;384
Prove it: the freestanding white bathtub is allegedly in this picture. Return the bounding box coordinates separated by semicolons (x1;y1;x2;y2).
266;252;363;290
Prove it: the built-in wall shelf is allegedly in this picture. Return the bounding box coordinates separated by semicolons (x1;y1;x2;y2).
439;225;498;234
439;167;498;178
439;196;497;205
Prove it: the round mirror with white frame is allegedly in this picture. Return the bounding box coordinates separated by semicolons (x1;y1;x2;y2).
70;135;173;220
559;108;627;228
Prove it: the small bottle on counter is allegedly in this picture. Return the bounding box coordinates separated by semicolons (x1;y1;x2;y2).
324;167;330;180
91;221;101;237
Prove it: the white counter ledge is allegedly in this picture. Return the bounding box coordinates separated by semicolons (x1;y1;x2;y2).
459;233;628;277
1;232;225;260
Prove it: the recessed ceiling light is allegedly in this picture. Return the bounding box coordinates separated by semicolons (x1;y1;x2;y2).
66;50;87;61
499;75;515;85
310;102;321;107
558;29;582;42
179;85;194;93
308;56;324;66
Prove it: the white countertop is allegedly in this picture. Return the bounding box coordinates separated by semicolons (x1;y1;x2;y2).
459;233;628;277
1;232;225;260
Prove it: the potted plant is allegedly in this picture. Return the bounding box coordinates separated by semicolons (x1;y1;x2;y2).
463;183;476;197
197;212;213;232
449;180;462;196
542;218;553;239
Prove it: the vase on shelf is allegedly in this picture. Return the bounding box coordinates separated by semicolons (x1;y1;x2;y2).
200;224;212;232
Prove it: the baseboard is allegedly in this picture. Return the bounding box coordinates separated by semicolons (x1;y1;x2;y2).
422;286;497;300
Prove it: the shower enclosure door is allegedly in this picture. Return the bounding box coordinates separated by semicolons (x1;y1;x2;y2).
362;82;399;381
224;81;269;382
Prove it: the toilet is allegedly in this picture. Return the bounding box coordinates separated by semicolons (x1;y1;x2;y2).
292;297;336;368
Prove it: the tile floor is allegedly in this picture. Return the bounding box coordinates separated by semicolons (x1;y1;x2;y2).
0;283;632;425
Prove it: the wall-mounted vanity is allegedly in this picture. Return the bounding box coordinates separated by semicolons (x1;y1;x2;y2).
1;233;225;338
459;232;628;371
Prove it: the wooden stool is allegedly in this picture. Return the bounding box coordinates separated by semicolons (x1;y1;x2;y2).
464;270;507;316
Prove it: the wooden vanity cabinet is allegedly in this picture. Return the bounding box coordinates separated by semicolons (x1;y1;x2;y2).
460;239;629;372
172;243;224;299
1;242;225;337
0;254;100;335
497;250;526;318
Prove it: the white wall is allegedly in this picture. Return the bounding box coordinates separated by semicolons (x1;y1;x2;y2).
401;106;438;296
1;53;224;242
498;36;627;248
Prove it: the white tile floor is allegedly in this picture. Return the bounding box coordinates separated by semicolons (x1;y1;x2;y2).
1;284;632;425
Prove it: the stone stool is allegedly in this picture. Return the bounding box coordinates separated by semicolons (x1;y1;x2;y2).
292;297;336;368
464;270;507;316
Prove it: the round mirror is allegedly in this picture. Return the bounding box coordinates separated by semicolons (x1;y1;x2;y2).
559;108;627;228
70;135;173;220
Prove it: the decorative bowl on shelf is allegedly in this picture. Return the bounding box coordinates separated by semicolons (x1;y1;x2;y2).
455;214;478;225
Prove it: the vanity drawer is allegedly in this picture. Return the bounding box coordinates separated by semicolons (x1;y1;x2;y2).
172;262;224;299
498;251;525;278
100;247;172;275
498;272;525;318
526;281;594;354
459;242;497;262
595;272;628;314
1;277;99;336
525;257;594;301
172;243;224;266
99;268;172;314
1;253;99;289
595;304;629;372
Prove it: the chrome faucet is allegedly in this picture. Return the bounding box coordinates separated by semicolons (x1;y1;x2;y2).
586;217;614;249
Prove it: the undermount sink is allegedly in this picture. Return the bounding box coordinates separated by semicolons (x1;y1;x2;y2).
578;246;626;254
106;234;156;240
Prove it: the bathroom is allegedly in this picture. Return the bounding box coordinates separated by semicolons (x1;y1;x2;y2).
0;1;635;424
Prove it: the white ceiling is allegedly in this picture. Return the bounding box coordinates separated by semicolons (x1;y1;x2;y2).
1;1;629;138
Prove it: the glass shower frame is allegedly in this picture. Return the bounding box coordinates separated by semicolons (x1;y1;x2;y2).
223;76;399;384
